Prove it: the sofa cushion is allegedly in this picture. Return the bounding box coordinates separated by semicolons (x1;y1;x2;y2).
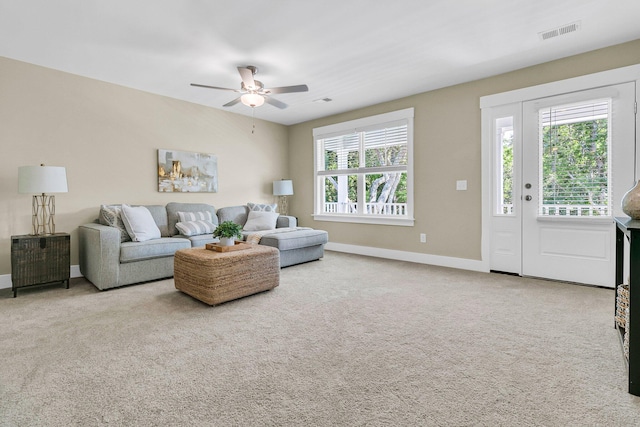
120;237;191;263
142;205;170;237
181;234;217;247
259;229;329;251
99;204;131;243
243;211;279;231
276;215;297;228
216;205;249;227
166;202;217;236
121;205;162;242
175;220;216;236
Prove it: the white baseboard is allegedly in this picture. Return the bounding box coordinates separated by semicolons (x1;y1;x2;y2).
0;274;10;290
71;265;81;279
0;249;485;290
0;265;83;290
325;242;488;273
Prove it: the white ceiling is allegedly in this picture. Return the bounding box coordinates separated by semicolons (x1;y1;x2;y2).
1;0;639;125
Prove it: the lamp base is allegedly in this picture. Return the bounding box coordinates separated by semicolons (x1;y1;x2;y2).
31;194;56;235
277;195;289;216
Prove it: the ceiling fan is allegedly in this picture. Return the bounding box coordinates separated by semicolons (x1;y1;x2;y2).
191;66;309;109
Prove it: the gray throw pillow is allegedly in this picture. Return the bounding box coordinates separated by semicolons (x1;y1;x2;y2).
99;204;131;243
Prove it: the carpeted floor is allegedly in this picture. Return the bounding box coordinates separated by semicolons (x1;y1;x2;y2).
1;251;639;426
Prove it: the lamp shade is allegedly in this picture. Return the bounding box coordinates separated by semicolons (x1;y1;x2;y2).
18;165;68;194
273;180;293;196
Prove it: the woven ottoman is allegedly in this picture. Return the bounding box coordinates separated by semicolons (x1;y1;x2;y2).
174;245;280;305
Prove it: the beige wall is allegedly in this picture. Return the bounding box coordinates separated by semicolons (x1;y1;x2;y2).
3;39;640;278
0;57;289;275
288;39;640;261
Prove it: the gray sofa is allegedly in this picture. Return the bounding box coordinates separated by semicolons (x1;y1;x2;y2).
79;202;328;290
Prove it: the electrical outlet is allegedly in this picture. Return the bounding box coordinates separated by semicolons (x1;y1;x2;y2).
420;233;427;243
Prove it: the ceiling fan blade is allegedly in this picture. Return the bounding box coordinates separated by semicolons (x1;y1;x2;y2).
237;67;257;90
223;97;242;107
190;83;239;92
264;96;288;109
264;84;309;94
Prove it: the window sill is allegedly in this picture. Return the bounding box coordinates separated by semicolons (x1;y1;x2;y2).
312;214;415;226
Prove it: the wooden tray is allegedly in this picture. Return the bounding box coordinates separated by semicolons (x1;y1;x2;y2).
205;241;252;252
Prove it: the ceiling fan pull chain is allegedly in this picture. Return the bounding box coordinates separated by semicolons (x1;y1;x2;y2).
252;107;255;134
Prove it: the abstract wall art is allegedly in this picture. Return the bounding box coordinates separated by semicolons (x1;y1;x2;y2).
157;149;218;193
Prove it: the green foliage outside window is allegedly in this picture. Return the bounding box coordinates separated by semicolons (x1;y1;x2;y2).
502;134;513;207
542;119;608;209
324;145;407;206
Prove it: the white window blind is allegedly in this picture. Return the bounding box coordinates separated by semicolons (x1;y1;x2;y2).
539;99;611;217
363;124;408;168
313;108;414;226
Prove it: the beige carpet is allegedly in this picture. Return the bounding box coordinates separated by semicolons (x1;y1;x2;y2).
1;251;639;426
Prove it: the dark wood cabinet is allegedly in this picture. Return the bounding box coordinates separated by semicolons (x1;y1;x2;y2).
615;217;640;395
11;233;70;298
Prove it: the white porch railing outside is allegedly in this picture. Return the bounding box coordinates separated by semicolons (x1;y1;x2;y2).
501;204;514;215
540;204;609;217
499;203;609;217
324;202;407;216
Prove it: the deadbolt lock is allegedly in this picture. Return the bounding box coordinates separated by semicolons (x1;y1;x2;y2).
525;183;532;189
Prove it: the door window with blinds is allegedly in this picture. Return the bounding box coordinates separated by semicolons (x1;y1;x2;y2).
313;108;414;225
538;99;611;217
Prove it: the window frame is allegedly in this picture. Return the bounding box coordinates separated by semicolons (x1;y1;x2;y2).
313;108;415;226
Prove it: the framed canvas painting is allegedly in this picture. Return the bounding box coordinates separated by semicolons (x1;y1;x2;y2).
158;149;218;193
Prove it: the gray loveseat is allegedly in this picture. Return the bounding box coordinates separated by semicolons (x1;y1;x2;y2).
79;202;328;290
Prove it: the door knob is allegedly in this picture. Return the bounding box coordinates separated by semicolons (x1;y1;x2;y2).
525;195;532;201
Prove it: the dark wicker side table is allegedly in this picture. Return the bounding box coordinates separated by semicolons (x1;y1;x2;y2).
10;233;70;298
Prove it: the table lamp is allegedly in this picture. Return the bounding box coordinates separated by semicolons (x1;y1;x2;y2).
273;179;293;216
18;164;68;235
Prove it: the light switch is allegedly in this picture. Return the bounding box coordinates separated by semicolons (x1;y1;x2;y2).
456;180;467;191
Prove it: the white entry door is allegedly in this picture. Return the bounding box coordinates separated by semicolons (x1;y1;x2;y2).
521;83;636;287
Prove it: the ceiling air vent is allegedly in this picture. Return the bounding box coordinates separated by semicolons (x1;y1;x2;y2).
539;21;581;41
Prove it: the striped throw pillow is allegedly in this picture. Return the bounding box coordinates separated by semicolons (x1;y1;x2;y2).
175;220;216;237
177;211;213;222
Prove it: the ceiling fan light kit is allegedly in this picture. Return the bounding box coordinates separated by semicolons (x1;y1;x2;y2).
241;93;265;107
191;65;309;110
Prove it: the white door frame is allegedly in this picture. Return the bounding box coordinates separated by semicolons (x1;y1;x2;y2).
481;64;640;273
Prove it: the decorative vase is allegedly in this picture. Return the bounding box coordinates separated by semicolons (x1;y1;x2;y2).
219;237;235;246
622;181;640;219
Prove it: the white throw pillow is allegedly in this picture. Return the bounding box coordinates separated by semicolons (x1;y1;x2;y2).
175;220;216;237
120;204;162;242
243;211;279;231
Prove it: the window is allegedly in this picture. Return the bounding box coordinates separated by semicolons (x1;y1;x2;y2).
313;108;414;226
495;116;514;215
538;99;611;217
